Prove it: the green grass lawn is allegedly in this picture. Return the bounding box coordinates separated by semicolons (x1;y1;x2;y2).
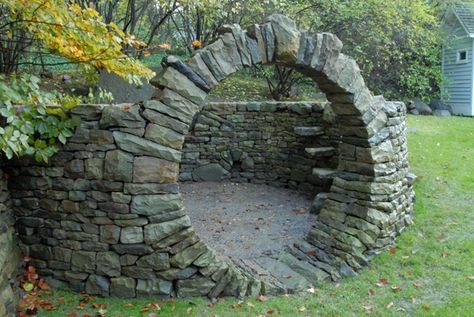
36;115;474;317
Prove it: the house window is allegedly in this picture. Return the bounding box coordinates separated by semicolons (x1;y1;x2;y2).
457;50;468;63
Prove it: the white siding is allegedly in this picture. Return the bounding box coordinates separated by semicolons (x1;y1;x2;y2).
442;26;474;115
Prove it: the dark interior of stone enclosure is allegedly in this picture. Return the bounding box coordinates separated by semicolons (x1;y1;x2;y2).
180;100;339;261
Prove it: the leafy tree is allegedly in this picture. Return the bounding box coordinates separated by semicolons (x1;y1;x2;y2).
0;0;154;162
289;0;442;100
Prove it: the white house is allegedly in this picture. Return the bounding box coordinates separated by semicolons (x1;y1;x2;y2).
442;3;474;116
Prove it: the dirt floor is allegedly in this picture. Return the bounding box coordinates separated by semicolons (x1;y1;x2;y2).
180;181;316;260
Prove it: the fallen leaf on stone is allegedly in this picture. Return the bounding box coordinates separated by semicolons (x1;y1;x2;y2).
306;287;316;294
256;295;267;302
298;306;306;312
306;250;317;257
386;302;394;309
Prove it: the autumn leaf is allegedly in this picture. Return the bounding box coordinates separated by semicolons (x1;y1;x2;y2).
413;282;422;288
391;286;401;292
256;295;267;302
187;307;193;314
386;302;394;309
148;313;159;317
468;276;474;281
23;282;34;292
298;306;306;312
362;304;373;313
368;288;375;296
388;247;396;254
376;278;389;287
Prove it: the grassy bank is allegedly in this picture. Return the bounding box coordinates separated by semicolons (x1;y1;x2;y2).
36;115;474;317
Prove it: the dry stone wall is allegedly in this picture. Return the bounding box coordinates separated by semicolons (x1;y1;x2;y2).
4;14;416;299
0;168;19;317
180;101;338;193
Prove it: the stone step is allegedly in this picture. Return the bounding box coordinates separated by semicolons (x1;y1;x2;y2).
293;126;324;137
304;147;335;157
277;251;330;284
254;256;312;293
235;259;286;295
312;168;338;179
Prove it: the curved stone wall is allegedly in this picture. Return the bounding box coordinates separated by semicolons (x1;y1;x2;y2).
0;169;19;316
8;14;415;298
180;101;338;193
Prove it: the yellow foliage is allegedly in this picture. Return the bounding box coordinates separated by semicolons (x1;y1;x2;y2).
4;0;154;84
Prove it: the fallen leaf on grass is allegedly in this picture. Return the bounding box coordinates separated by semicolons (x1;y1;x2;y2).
148;313;158;317
368;288;375;296
422;304;431;310
267;309;276;314
441;252;449;258
388;247;396;254
247;302;255;308
391;286;401;292
187;307;193;314
123;303;134;308
386;302;394;309
298;306;306;312
231;303;243;309
468;276;474;281
413;282;422;288
362;304;373;313
376;278;389;287
256;295;267;302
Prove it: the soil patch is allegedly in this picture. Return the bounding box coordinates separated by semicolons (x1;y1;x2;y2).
181;181;315;260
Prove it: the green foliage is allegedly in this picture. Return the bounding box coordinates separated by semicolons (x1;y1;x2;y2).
0;74;79;162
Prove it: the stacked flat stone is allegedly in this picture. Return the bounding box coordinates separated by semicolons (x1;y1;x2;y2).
0;169;19;316
6;14;415;299
180;101;337;193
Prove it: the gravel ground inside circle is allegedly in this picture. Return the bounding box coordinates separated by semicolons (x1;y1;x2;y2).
181;181;316;260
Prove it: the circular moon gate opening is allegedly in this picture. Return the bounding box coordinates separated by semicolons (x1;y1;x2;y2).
9;14;415;299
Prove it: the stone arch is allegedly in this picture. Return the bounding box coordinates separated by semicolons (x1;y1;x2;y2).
9;15;415;298
145;14;415;295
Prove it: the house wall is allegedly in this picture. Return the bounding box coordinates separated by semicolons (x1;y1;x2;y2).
442;22;474;115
